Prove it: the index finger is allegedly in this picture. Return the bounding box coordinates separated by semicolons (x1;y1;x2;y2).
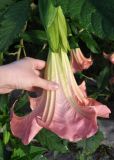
34;59;46;70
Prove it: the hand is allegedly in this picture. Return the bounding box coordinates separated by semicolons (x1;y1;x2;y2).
0;57;58;93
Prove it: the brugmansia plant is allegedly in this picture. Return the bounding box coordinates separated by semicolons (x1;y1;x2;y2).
10;0;110;145
1;0;114;159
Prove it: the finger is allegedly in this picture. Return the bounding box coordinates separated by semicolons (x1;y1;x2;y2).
33;69;40;76
34;60;46;70
33;77;59;90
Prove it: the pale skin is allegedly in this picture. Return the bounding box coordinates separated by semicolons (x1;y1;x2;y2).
0;57;59;94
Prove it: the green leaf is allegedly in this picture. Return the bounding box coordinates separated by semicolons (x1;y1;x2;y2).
0;95;9;126
3;130;10;144
97;66;110;89
57;0;84;18
0;0;30;52
79;30;100;53
32;155;48;160
22;30;47;43
0;0;13;10
0;95;9;113
56;0;70;15
12;148;26;159
0;141;3;160
0;0;14;20
69;36;78;49
30;146;47;154
58;0;114;40
77;131;104;155
13;92;29;116
0;0;13;20
36;129;68;153
0;52;3;64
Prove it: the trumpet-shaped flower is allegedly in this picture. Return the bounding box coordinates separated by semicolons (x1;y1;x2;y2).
10;49;110;145
103;52;114;64
70;48;93;73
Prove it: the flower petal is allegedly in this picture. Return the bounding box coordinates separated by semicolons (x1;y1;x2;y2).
79;81;87;97
10;111;42;145
79;81;111;118
45;88;98;141
10;93;47;145
29;87;109;142
87;98;111;118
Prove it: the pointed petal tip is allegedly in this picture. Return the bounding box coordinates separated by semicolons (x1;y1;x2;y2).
88;98;111;118
10;110;42;145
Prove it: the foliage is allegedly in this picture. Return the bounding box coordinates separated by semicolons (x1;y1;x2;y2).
75;131;104;159
57;0;114;40
0;0;30;52
0;0;114;159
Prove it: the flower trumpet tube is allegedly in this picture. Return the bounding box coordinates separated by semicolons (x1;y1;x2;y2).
103;52;114;64
70;48;93;73
10;49;111;145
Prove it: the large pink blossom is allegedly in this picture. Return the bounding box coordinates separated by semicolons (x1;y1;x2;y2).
70;48;93;72
10;49;110;145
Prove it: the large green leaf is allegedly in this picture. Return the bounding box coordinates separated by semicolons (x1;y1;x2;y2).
3;130;10;145
0;0;30;52
22;30;47;43
29;146;47;155
0;52;3;64
0;0;14;20
36;129;68;153
32;155;48;160
0;141;3;160
11;148;26;159
57;0;114;40
79;30;100;53
97;66;110;89
0;95;9;114
77;131;104;155
13;92;29;116
0;0;13;10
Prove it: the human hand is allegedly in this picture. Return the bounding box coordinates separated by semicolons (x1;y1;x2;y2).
0;57;58;93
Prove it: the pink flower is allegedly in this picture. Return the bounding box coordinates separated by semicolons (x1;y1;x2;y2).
10;49;110;145
103;52;114;64
109;77;114;84
70;48;93;73
103;52;114;85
